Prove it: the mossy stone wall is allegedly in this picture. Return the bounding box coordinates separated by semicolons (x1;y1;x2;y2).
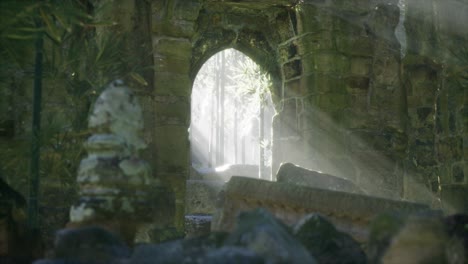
97;0;467;232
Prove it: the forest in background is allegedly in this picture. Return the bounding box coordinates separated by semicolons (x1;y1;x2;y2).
191;48;275;179
0;0;151;245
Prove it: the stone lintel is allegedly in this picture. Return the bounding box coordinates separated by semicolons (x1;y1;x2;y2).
213;176;430;242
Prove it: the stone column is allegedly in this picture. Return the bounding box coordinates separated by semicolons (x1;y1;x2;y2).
68;80;174;245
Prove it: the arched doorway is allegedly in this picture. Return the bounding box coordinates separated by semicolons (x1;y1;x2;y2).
190;48;275;180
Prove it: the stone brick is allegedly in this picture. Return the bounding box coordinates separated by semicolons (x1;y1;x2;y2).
277;41;298;62
284;78;305;98
154;126;190;174
372;55;399;86
155;99;189;126
303;52;349;74
343;108;368;129
296;31;334;55
452;163;465;184
282;59;302;80
335;35;374;57
154;38;192;60
185;180;224;215
158;173;187;231
312;93;349;112
410;139;436;167
151;1;167;21
349;57;372;76
438;164;451;185
437;136;463;163
304;72;345;94
173;1;202;21
154;54;191;74
440;184;468;214
297;5;332;33
461;107;468;133
154;73;192;96
330;157;358;182
152;20;195;38
330;0;372;15
344;76;369;91
464;136;468;161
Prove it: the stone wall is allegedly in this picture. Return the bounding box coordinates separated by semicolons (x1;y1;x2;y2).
403;0;468;212
273;0;406;200
109;0;467;231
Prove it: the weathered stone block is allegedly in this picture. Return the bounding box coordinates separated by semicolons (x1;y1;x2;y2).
154;73;191;96
297;5;332;33
185;215;212;238
224;208;317;264
151;0;170;21
278;98;299;132
277;41;298;62
303;52;349;74
294;213;367;264
314;93;349;112
158;173;187;231
154;126;189;174
284;78;306;98
213;176;429;243
330;0;372;15
155;98;189;126
366;3;400;41
152;20;195;38
282;59;302;80
438;164;451;185
174;1;202;21
344;76;369;91
464;136;468;161
154;54;191;74
185;180;224;215
372;55;400;86
335;35;374;56
276;162;363;194
349;57;372;76
304;72;346;94
461;107;468;133
409;139;436;166
343;107;369;129
297;31;334;55
437;136;463;163
154;38;192;60
452;163;465;184
441;184;468;214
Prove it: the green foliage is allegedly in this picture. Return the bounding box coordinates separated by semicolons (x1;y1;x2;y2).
231;54;272;110
0;1;151;239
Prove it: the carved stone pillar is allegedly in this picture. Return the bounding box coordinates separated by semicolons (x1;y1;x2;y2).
68;80;171;244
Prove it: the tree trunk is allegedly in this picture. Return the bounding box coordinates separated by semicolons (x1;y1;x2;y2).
219;51;225;165
259;106;265;179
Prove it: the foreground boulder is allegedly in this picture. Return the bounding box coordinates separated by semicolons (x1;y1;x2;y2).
35;226;130;264
293;213;367;264
133;209;316;263
368;212;468;264
224;208;317;264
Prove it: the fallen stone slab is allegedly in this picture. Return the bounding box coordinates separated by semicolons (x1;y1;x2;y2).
212;176;430;243
276;162;364;194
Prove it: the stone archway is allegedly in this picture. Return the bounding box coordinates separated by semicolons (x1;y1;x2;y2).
150;0;408;231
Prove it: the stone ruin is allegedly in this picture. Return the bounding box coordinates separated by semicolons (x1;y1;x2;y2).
67;80;176;244
29;79;468;264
